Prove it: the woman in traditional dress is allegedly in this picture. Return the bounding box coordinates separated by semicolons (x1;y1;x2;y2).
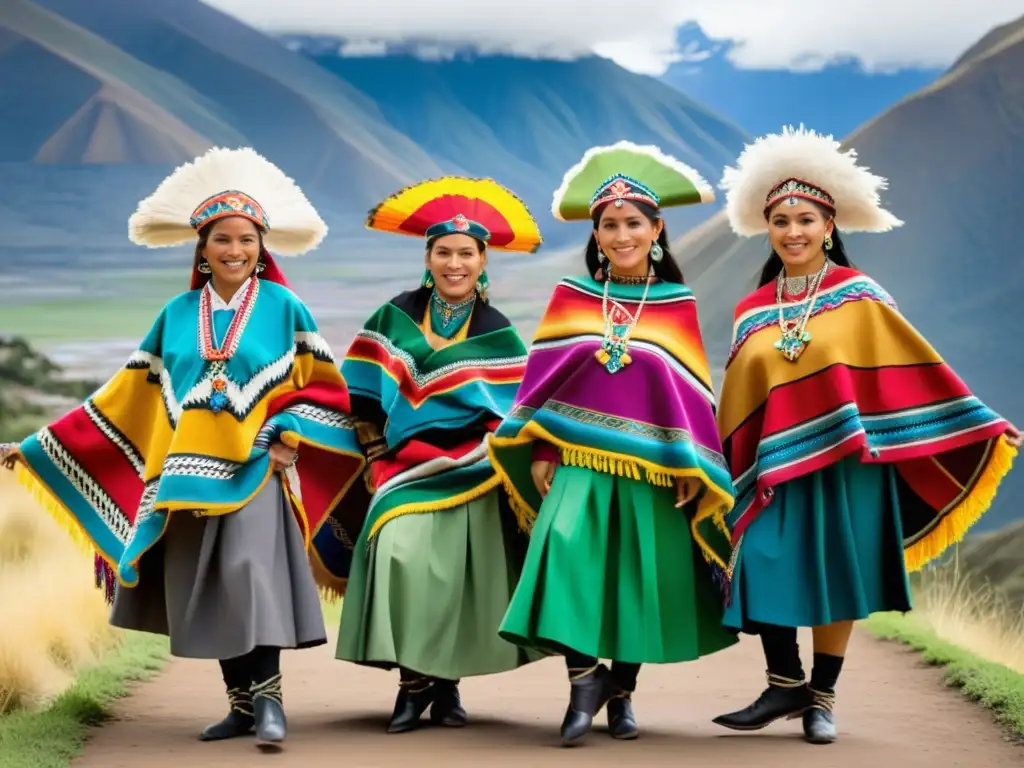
710;126;1020;744
0;147;366;749
487;141;738;746
311;177;544;734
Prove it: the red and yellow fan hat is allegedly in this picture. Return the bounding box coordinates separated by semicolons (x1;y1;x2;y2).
366;176;543;253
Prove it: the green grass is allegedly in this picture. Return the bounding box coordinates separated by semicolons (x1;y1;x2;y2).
0;299;161;345
0;631;169;768
864;611;1024;739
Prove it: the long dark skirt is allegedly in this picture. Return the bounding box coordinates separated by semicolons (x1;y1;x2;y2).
111;474;326;659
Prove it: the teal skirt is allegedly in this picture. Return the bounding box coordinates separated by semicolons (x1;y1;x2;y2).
723;454;913;631
499;464;737;664
335;488;541;679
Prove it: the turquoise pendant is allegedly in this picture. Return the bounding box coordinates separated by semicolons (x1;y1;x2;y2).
774;330;812;362
598;323;631;374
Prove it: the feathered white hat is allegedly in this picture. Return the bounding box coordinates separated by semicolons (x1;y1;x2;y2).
720;125;903;237
127;147;327;255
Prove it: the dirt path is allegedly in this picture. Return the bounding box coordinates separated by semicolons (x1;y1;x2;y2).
73;629;1020;768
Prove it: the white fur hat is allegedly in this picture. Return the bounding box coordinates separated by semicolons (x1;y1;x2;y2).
720;125;903;237
127;147;327;255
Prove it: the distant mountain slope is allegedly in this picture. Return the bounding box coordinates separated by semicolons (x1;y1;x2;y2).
675;13;1024;532
0;0;244;162
660;23;941;140
0;0;449;257
288;41;752;244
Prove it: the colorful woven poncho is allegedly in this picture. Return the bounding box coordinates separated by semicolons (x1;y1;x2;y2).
719;266;1016;572
12;279;366;597
487;275;735;580
310;288;528;596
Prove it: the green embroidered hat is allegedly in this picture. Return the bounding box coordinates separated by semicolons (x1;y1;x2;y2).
551;140;716;222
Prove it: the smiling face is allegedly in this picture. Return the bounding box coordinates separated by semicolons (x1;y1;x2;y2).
767;198;834;275
594;201;663;277
425;233;486;303
201;217;262;294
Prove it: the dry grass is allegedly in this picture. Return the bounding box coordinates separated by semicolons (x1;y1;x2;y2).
903;548;1024;673
0;471;120;715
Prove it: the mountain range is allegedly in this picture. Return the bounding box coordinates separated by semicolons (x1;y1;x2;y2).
661;23;942;140
0;0;750;269
677;13;1024;532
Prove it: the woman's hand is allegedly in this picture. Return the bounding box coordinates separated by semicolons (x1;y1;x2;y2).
269;442;298;472
675;476;703;509
0;443;19;470
531;460;556;498
1006;424;1022;448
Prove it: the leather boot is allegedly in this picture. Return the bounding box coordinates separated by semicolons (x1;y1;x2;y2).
607;688;638;740
199;686;255;741
430;679;468;727
560;662;612;746
251;673;287;748
199;660;255;741
388;673;436;734
712;672;813;731
802;687;837;744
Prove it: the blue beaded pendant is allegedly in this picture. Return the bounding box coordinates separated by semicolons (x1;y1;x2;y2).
774;330;812;362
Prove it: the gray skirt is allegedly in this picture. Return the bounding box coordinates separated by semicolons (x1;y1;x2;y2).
110;474;327;660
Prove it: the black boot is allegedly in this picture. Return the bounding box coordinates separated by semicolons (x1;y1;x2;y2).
713;625;812;731
803;688;837;744
199;658;254;741
388;669;436;734
607;662;640;740
803;652;843;744
713;672;813;730
251;673;287;748
560;662;612;746
430;679;468;727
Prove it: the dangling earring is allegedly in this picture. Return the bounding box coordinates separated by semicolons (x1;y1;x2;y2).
595;250;611;281
197;258;212;274
255;262;266;273
650;242;664;262
823;235;833;251
475;269;490;302
421;268;434;288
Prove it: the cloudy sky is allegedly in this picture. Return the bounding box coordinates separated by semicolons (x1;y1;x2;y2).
203;0;1022;75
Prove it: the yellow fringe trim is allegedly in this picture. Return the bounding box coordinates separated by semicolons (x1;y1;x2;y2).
309;547;347;603
559;447;677;487
903;435;1018;572
366;474;503;541
13;461;102;564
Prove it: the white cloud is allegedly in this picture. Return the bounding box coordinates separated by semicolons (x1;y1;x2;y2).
202;0;1023;75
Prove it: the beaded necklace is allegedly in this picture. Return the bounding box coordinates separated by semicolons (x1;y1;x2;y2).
197;278;260;412
429;290;475;340
594;271;654;374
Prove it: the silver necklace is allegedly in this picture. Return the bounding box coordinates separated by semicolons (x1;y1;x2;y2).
774;261;829;362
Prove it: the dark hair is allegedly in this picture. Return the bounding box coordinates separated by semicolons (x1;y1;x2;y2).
756;203;854;288
585;201;684;284
194;217;266;274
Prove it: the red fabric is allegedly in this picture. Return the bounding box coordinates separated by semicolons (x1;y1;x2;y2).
371;437;481;489
532;439;559;464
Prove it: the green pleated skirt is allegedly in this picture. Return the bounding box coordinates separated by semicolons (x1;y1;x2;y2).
499;464;738;664
723;454;913;632
335;488;542;679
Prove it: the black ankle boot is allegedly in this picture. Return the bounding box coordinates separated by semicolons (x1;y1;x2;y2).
200;659;255;742
251;673;287;748
560;663;612;746
430;679;468;727
607;689;638;740
802;687;837;744
607;662;640;740
199;686;255;741
388;673;436;734
712;673;813;731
